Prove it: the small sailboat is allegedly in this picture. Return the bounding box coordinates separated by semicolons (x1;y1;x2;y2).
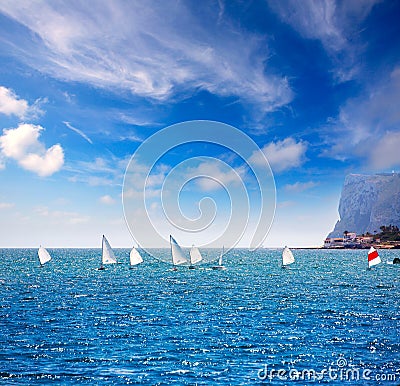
282;246;295;268
98;235;117;270
189;245;202;269
212;247;226;270
367;246;381;269
38;246;52;267
170;235;188;270
129;246;143;269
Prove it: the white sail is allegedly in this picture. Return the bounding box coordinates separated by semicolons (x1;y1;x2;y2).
190;245;202;265
102;235;117;265
170;235;188;265
212;247;225;270
38;246;51;265
130;246;143;266
218;247;225;267
282;246;295;266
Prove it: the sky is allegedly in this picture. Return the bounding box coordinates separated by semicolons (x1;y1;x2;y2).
0;0;399;248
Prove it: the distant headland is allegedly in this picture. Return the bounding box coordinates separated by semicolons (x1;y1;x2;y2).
325;172;400;249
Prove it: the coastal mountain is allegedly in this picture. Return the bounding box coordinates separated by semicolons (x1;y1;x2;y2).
328;173;400;237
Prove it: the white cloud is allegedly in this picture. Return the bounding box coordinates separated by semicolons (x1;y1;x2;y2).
0;1;292;115
0;202;14;209
284;181;318;192
123;161;170;200
0;86;28;118
250;138;307;173
99;195;116;205
0;123;64;176
186;161;246;192
268;0;379;81
0;86;46;119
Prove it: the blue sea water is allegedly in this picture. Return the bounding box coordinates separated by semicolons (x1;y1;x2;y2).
0;248;399;385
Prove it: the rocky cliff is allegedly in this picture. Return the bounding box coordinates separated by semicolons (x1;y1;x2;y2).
328;173;400;237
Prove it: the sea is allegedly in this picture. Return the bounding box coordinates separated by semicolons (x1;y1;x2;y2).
0;248;399;385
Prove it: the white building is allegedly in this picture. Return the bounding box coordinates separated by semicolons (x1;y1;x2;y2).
324;237;344;248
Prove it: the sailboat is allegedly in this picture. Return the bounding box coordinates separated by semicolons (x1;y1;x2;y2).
129;246;143;269
282;246;295;268
367;246;381;269
38;246;52;267
170;235;188;270
189;245;202;269
212;246;226;270
98;235;117;270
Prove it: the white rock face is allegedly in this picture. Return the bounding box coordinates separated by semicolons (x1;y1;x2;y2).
328;173;400;237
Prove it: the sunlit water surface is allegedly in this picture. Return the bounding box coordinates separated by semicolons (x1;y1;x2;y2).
1;248;399;385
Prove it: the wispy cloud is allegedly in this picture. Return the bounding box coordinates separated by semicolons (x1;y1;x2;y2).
116;112;156;128
268;0;379;81
277;200;295;209
99;195;116;205
118;134;142;143
64;121;93;144
0;1;293;116
34;206;89;224
0;123;64;176
284;181;318;192
250;137;307;173
67;155;130;186
369;131;400;170
320;66;400;169
0;202;14;209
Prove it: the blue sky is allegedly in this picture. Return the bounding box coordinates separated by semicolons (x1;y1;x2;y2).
0;0;399;248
